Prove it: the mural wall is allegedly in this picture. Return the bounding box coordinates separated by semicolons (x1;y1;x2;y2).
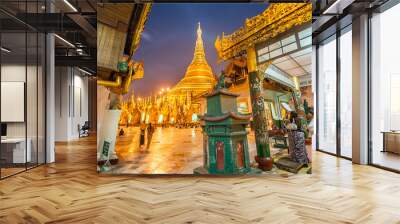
96;3;313;175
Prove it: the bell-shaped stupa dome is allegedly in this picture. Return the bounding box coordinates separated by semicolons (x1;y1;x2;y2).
170;23;216;96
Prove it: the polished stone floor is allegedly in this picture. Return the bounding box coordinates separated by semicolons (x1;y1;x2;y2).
109;126;270;174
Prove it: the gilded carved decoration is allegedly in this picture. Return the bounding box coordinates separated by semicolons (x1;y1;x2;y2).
215;3;312;61
257;61;271;75
129;4;152;56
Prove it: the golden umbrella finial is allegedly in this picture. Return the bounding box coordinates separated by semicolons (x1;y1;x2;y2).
197;22;202;37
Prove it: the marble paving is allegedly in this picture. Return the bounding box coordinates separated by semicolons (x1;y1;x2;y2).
108;126;271;174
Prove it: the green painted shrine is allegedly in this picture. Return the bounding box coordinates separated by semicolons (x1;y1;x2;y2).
194;74;255;174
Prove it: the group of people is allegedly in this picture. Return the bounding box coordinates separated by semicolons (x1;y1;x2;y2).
139;123;155;149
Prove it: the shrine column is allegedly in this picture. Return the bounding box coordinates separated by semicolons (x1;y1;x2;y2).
246;46;272;171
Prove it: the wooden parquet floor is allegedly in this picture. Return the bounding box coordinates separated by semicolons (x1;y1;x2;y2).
1;135;400;224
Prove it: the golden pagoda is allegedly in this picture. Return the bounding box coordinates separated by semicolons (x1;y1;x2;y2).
170;22;216;97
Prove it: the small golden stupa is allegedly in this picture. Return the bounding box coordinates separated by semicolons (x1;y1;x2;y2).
170;22;216;97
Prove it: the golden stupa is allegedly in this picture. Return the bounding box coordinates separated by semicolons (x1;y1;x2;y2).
170;22;216;96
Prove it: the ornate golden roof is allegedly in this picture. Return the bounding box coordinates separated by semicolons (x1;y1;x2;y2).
215;3;312;61
170;23;216;96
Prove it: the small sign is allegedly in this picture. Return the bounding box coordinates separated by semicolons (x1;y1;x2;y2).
100;140;112;172
101;140;111;160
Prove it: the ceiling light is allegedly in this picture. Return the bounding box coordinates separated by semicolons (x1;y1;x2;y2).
78;67;93;76
54;34;75;48
63;0;78;12
1;47;11;53
322;0;355;15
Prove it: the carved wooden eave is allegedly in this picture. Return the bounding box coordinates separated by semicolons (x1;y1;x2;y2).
129;4;152;56
97;3;152;72
215;3;312;62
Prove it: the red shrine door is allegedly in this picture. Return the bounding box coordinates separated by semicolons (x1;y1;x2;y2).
236;141;244;168
216;141;224;171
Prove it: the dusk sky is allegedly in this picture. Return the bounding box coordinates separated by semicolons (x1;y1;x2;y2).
132;3;267;97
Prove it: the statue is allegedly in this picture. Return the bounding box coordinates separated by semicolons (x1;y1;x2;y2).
117;54;131;74
215;71;226;90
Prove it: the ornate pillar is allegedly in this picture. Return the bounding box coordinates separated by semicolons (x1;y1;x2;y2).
246;46;273;171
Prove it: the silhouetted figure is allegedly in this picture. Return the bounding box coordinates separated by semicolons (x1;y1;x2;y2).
146;123;155;149
119;128;125;136
139;123;146;148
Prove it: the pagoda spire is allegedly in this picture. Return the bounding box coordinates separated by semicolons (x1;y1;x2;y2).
197;22;202;37
169;22;216;96
192;22;206;63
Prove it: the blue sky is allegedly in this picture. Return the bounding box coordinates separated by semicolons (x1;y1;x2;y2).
132;3;267;97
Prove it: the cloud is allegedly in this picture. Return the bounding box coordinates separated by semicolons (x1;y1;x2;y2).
141;31;152;42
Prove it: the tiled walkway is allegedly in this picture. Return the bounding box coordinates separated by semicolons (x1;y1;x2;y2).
110;127;261;174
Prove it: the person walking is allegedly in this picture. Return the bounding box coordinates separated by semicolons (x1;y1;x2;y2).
139;123;146;149
119;128;125;136
146;123;155;149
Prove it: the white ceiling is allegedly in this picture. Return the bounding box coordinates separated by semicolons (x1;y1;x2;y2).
272;47;312;77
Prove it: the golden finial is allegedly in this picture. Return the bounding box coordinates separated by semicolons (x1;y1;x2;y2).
197;22;202;37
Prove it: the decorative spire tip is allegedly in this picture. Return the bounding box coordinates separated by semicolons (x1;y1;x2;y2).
197;22;202;37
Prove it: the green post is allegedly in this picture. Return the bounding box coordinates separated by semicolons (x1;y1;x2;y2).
247;47;273;171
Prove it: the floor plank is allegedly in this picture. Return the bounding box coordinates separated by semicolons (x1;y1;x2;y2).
0;134;400;223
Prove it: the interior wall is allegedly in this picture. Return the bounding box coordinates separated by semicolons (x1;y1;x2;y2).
55;67;69;141
72;72;89;138
1;62;45;168
1;65;31;138
54;67;89;141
